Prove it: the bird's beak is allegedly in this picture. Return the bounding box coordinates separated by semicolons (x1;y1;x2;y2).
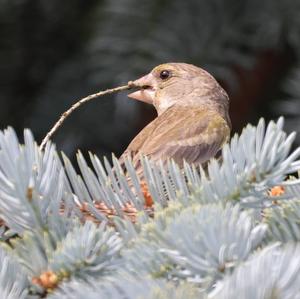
128;73;156;104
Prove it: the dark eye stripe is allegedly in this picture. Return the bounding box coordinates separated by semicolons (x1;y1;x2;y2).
160;70;170;80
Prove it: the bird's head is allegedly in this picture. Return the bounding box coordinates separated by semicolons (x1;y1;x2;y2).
128;62;228;115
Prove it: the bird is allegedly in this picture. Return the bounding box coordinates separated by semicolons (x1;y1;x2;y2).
120;62;231;177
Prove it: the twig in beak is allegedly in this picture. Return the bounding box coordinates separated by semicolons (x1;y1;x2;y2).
39;83;133;151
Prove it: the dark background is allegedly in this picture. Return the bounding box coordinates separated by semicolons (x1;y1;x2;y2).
1;0;300;160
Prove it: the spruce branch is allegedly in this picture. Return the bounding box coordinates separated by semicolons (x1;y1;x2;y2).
48;276;204;299
263;199;300;242
9;220;123;295
0;128;71;234
198;117;300;207
0;248;29;299
62;151;155;225
121;202;267;288
39;83;133;151
48;221;122;280
211;243;300;299
0;118;300;297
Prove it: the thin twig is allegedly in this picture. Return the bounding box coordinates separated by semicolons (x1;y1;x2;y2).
39;83;134;151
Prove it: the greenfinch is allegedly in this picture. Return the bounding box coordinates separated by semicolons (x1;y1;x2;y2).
120;63;231;174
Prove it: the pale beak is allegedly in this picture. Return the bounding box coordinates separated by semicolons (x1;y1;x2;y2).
128;73;156;104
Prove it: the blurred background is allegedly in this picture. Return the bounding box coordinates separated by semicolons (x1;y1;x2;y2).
1;0;300;160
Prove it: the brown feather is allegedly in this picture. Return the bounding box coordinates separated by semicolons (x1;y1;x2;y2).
120;106;230;173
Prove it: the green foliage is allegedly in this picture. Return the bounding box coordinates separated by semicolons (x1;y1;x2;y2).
0;118;300;298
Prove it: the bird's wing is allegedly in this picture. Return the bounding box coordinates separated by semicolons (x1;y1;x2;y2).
120;106;230;172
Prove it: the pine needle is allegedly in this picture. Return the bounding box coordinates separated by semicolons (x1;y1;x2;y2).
39;82;134;150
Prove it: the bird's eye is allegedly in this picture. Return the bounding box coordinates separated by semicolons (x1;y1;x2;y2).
159;70;170;80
